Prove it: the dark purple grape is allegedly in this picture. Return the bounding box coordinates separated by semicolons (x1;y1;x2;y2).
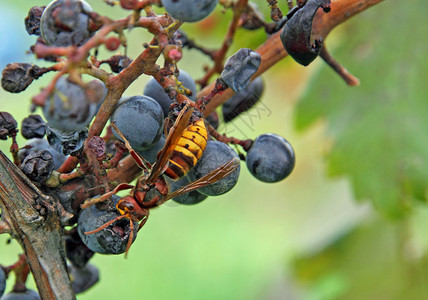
137;135;165;164
143;70;197;117
246;133;295;183
161;0;218;23
0;112;18;140
0;267;6;298
280;0;331;66
46;126;87;156
220;48;261;93
18;138;66;170
42;76;99;132
68;263;99;294
188;140;240;196
111;95;164;151
40;0;93;47
77;196;138;254
1;289;41;300
222;76;264;122
25;6;45;36
20;150;55;183
21;115;46;139
168;176;208;205
65;230;95;268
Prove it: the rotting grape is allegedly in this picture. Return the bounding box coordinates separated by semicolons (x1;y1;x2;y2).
21;115;46;139
188;140;240;196
220;48;261;93
46;126;88;156
1;63;39;94
280;0;331;66
77;196;138;255
25;6;45;36
246;133;295;183
18;138;66;170
0;112;18;140
241;2;265;30
161;0;219;23
20;150;55;184
110;95;164;151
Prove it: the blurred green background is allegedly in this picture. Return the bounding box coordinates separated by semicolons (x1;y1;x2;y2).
1;0;427;299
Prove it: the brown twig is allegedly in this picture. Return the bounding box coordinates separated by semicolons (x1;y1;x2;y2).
320;45;360;86
0;151;75;299
198;0;384;116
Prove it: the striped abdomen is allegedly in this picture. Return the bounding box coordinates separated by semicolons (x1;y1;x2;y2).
165;119;207;180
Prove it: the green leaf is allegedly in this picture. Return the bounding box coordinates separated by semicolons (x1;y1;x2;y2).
295;0;428;218
292;218;428;299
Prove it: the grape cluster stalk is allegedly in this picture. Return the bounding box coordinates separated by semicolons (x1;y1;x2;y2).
0;0;383;298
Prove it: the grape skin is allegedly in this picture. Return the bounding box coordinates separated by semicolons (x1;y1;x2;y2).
68;263;99;294
137;135;166;164
111;95;164;151
1;289;41;300
246;133;295;183
188;140;240;196
40;0;93;47
168;176;208;205
42;76;99;132
161;0;218;23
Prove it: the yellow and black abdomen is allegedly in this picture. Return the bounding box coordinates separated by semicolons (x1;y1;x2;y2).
165;119;208;180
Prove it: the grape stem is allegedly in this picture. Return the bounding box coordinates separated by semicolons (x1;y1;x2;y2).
319;45;360;86
206;123;253;152
266;0;284;21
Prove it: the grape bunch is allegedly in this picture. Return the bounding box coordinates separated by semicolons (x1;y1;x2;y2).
0;0;321;297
